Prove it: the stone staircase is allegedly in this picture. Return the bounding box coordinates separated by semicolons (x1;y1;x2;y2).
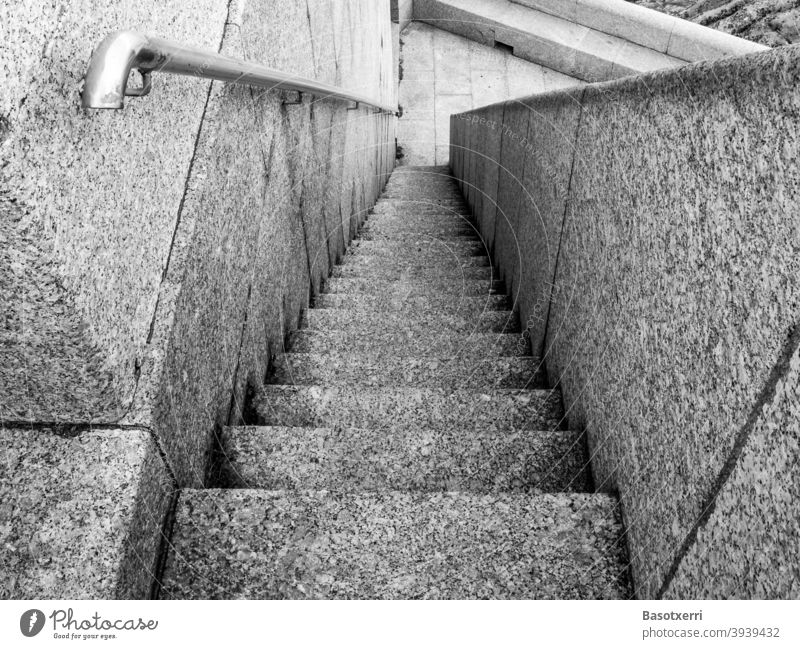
158;166;630;599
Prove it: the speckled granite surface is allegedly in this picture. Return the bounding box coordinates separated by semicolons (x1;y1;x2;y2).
323;276;505;296
331;261;493;280
289;329;527;357
1;0;229;422
0;427;172;598
358;225;479;240
452;45;800;597
257;385;564;431
316;292;511;311
302;307;519;334
160;490;628;599
664;339;800;598
219;426;587;492
347;239;487;256
161;167;630;599
340;253;491;269
3;0;397;598
271;352;546;388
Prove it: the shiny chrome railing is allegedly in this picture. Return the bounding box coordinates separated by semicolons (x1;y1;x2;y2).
82;30;397;114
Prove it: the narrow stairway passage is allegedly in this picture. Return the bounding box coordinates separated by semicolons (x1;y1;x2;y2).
159;166;631;599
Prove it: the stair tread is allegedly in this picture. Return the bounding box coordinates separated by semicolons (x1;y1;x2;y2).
339;254;491;269
270;352;545;388
348;239;487;255
301;308;519;334
331;264;494;280
218;425;588;492
288;329;528;356
322;276;505;296
160;490;629;599
315;292;510;311
256;385;563;430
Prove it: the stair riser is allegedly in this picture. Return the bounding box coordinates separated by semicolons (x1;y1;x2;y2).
256;387;564;431
219;426;588;493
270;353;545;388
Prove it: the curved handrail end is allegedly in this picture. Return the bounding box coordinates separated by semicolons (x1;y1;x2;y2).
81;30;150;109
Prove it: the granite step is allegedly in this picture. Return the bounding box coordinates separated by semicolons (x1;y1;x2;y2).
288;329;528;357
256;385;564;431
358;223;480;239
347;239;487;256
160;490;629;599
363;212;474;225
331;262;494;280
270;352;546;388
321;276;505;296
357;228;479;242
217;425;588;492
371;202;468;213
315;292;511;312
339;254;491;270
300;308;520;334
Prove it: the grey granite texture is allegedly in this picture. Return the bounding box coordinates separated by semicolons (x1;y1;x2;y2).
492;100;532;293
0;427;172;598
358;224;480;239
124;1;396;489
1;0;229;422
164;167;628;599
360;221;480;238
457;87;584;357
219;425;587;492
323;276;505;296
451;44;800;597
346;238;487;256
474;104;506;252
303;306;518;333
2;0;396;597
663;335;800;598
340;253;490;269
257;385;564;431
316;292;511;311
331;261;494;280
289;329;526;357
270;352;545;388
160;490;628;599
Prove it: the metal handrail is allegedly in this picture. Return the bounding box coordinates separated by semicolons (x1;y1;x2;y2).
81;30;397;114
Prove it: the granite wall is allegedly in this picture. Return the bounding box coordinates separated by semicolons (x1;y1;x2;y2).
1;0;396;597
451;44;800;598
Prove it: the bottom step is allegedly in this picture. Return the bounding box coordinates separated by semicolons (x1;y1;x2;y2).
160;490;629;599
